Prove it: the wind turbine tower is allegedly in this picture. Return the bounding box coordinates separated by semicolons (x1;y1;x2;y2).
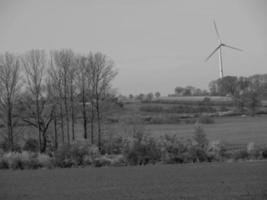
205;21;242;79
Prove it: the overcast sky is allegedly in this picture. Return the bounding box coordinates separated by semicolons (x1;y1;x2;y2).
0;0;266;96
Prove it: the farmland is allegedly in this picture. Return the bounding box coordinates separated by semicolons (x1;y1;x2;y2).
1;161;267;200
145;115;267;148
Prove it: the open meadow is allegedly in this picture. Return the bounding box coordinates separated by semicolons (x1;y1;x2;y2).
1;161;267;200
145;115;267;150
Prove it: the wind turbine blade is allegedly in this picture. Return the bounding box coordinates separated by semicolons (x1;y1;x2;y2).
223;44;243;51
205;45;221;62
213;20;221;43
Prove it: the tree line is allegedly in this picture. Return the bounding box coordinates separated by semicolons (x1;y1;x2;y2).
209;75;267;114
0;49;117;152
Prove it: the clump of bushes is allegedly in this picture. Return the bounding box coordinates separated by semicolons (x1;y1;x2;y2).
1;125;267;170
0;151;53;169
54;140;100;167
159;135;193;164
123;132;161;165
159;125;227;164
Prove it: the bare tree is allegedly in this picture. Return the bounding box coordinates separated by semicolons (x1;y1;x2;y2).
52;49;74;144
21;50;54;152
47;57;65;145
90;52;117;149
69;62;77;141
0;52;21;150
76;55;89;140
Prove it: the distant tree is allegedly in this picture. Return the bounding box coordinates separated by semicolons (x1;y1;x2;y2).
136;93;145;101
218;76;238;96
155;92;161;98
146;93;154;101
129;94;133;99
0;53;21;151
209;75;264;115
175;87;184;96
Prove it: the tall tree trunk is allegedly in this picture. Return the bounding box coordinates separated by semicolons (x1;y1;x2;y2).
54;116;58;149
82;87;87;139
64;76;70;144
96;96;101;149
36;96;42;152
90;102;94;144
70;82;75;141
7;101;13;151
41;131;47;153
59;101;65;144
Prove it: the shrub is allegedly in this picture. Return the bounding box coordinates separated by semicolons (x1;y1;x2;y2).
246;142;262;159
108;154;126;167
233;150;249;160
54;145;72;167
159;135;192;164
123;135;160;165
189;145;208;162
0;151;54;169
55;141;100;167
2;152;24;169
193;124;209;149
23;138;39;152
206;140;227;161
91;154;125;167
37;153;53;168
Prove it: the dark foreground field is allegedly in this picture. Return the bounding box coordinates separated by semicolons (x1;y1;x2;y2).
1;161;267;200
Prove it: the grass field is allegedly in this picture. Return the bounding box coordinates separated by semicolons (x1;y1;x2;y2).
0;161;267;200
145;115;267;149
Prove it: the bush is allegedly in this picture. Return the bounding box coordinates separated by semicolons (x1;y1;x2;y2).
206;140;227;161
54;145;72;168
91;154;126;167
54;141;100;167
0;151;54;169
233;150;249;160
3;152;24;169
37;153;53;168
23;138;39;152
123;135;160;165
189;146;208;162
159;135;192;164
193;124;209;149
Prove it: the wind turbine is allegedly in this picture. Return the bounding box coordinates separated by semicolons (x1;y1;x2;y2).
205;21;242;79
